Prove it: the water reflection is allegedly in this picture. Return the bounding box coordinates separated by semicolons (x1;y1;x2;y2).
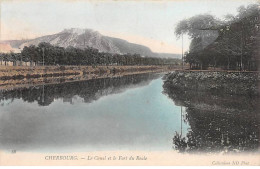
0;73;161;106
163;81;259;153
0;73;189;152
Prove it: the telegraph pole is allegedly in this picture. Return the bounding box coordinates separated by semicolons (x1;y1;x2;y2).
20;49;22;65
240;29;243;71
18;47;22;66
182;33;184;70
42;84;45;103
42;48;45;66
180;106;183;137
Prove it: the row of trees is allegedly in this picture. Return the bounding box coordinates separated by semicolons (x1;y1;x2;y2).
0;42;181;66
175;3;260;70
0;52;21;62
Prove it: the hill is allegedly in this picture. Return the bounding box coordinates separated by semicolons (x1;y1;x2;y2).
3;28;180;58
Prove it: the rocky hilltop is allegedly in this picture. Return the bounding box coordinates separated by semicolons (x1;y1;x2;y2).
3;28;180;58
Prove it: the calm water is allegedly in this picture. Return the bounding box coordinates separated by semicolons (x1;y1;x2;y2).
163;79;259;153
0;73;258;153
0;73;189;153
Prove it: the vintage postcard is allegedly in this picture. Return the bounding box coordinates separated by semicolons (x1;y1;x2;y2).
0;0;259;166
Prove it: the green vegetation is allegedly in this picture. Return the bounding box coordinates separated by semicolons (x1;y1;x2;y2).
0;43;181;66
175;3;259;70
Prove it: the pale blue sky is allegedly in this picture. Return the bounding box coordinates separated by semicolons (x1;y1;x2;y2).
1;0;257;53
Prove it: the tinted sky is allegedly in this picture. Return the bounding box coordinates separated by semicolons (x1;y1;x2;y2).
1;0;257;53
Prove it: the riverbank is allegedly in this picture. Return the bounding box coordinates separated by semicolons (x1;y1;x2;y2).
0;65;179;90
164;70;260;96
163;70;260;153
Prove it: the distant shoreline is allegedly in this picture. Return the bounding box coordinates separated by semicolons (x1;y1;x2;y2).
0;65;182;90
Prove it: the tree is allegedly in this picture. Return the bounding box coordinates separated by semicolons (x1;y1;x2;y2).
175;14;221;69
20;42;181;66
175;3;260;70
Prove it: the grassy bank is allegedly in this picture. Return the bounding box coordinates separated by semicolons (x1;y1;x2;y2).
164;70;260;96
0;65;181;90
